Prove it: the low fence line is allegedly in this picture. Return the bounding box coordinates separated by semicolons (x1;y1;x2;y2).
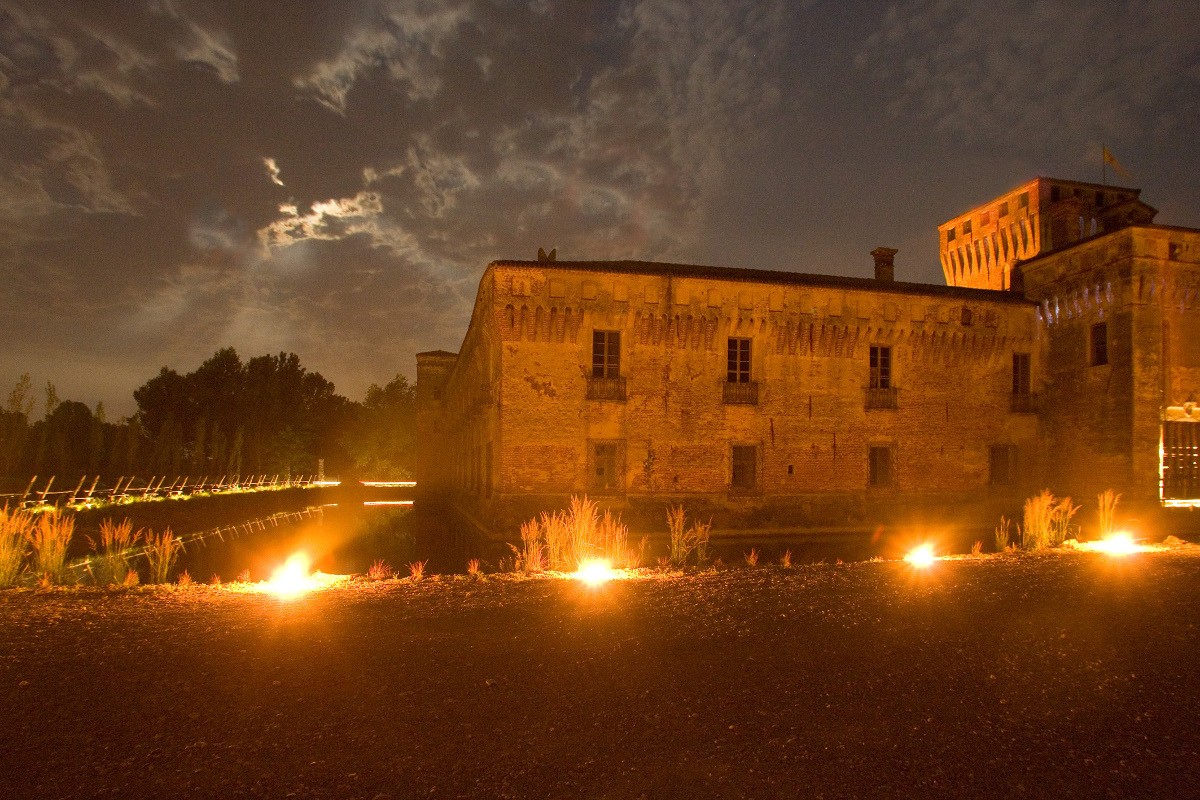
0;474;336;512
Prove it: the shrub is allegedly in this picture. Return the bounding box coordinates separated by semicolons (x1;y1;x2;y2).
88;518;141;586
0;505;33;588
28;509;74;585
143;528;180;584
1097;489;1121;538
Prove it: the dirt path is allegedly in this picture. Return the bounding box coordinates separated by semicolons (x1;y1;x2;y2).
2;551;1199;798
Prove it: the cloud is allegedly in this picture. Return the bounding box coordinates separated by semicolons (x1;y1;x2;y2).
854;0;1200;145
264;156;285;186
293;0;472;113
149;0;239;83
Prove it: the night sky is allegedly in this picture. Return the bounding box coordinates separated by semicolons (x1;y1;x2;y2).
3;0;1198;416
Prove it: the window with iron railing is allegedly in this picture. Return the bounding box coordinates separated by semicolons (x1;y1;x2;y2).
586;376;627;401
588;331;626;401
723;380;759;405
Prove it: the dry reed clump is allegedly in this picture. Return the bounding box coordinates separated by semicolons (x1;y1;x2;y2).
1097;489;1121;538
779;550;792;568
466;558;482;578
143;528;180;584
665;504;712;567
88;518;141;586
516;496;640;572
1020;490;1080;550
971;540;984;556
367;559;395;581
28;509;75;585
0;505;34;588
744;548;759;567
408;560;427;581
994;516;1012;551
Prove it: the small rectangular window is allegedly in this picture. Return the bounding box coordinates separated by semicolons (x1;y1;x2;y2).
1051;186;1061;202
588;440;624;494
1012;353;1031;395
868;446;893;487
732;445;757;491
1018;192;1029;209
727;338;751;383
1090;322;1108;366
1095;191;1104;206
946;227;956;242
999;201;1009;217
592;331;620;378
989;445;1018;486
962;220;973;235
869;345;891;389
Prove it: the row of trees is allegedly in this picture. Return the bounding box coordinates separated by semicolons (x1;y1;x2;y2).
0;349;416;491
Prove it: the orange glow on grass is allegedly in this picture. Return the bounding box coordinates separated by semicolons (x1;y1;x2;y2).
263;553;346;598
904;543;938;568
574;558;617;587
1081;531;1148;557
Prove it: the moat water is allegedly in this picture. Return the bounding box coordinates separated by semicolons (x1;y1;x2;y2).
172;489;899;581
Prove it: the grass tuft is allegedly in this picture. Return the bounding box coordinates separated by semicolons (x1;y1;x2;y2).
518;496;639;572
1020;490;1080;550
408;560;428;581
27;509;74;585
994;516;1011;551
971;540;983;556
466;558;482;579
177;570;193;587
368;559;395;581
779;550;792;568
744;548;759;567
665;504;712;566
1097;489;1121;538
88;518;141;586
0;505;33;588
143;528;180;584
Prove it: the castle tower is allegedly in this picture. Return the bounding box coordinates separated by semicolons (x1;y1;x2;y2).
938;177;1156;291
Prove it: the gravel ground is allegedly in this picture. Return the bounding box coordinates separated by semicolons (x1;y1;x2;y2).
2;549;1199;799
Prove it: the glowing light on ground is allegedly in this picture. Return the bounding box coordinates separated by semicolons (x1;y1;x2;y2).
262;553;347;598
574;559;618;587
363;500;415;507
360;480;417;488
1081;532;1149;557
311;480;342;487
904;543;938;568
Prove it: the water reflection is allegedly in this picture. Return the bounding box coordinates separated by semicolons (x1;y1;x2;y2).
177;494;902;581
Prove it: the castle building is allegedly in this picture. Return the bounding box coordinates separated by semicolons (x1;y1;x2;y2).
417;179;1200;540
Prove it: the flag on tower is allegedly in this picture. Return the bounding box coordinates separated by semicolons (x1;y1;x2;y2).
1102;146;1130;179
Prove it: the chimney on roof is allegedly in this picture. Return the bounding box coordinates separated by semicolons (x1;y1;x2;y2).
871;247;897;282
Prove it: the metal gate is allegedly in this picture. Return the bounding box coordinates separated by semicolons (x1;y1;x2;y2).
1163;422;1200;500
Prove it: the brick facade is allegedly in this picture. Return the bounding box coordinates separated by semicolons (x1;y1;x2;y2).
419;179;1200;540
